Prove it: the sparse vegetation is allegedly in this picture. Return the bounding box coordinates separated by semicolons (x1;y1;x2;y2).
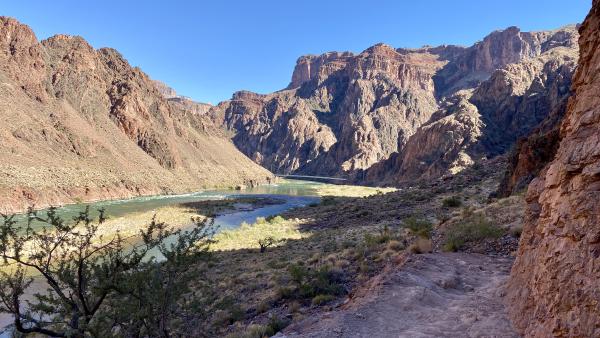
403;216;433;239
0;157;512;337
442;195;462;208
409;238;433;254
0;206;215;337
284;264;346;302
212;216;307;252
442;213;504;252
314;184;396;198
258;236;277;253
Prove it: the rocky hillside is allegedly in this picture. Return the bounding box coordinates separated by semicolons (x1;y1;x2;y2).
366;43;577;185
0;17;272;213
507;1;600;336
212;26;578;182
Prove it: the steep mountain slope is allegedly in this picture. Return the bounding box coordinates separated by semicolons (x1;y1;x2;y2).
507;2;600;336
213;26;578;182
366;44;578;185
0;17;272;213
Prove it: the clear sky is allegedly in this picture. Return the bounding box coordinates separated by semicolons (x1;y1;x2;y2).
2;0;591;104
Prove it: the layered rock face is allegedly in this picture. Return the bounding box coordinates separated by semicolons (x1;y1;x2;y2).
368;44;578;185
0;17;271;213
215;26;578;180
213;44;450;174
507;2;600;336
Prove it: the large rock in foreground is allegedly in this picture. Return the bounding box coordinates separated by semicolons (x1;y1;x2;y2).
507;2;600;336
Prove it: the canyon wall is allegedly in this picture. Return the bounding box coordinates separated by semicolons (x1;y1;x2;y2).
507;1;600;336
213;26;579;183
365;44;577;185
0;17;272;213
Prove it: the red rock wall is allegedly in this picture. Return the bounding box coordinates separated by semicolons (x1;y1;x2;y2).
507;1;600;336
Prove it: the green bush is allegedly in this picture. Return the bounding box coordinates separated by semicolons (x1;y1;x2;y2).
284;264;346;302
312;294;336;305
265;315;291;336
403;216;433;239
363;226;392;247
442;213;504;252
442;196;462;208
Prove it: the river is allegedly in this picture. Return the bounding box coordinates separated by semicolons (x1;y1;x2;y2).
0;179;325;334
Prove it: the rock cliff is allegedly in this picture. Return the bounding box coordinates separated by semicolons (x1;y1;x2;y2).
507;1;600;336
214;26;579;181
366;43;578;185
0;17;272;213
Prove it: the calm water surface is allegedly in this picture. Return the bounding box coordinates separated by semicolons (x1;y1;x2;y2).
8;179;324;232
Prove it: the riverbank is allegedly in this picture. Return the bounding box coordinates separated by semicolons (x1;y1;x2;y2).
166;158;523;337
3;173;516;337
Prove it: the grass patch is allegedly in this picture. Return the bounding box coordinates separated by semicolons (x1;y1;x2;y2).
212;217;308;251
442;213;504;252
314;184;396;198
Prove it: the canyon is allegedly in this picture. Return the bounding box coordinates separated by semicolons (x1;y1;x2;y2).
211;25;579;188
1;3;599;336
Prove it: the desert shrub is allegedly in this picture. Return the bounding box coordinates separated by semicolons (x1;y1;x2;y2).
409;238;433;254
284;264;345;302
0;207;216;337
442;213;504;251
387;240;405;251
226;315;289;338
442;196;462;208
258;236;277;253
403;216;433;239
256;300;272;314
312;294;336;305
265;315;290;336
320;196;338;206
214;296;245;324
363;226;393;247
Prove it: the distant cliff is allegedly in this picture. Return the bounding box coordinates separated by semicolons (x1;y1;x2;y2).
211;25;579;184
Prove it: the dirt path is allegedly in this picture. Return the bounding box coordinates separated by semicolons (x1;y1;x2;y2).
276;253;519;338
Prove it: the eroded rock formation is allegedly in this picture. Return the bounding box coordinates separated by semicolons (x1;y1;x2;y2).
0;17;271;213
507;2;600;336
213;26;579;182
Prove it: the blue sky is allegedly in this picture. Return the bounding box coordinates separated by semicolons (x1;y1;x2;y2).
2;0;591;104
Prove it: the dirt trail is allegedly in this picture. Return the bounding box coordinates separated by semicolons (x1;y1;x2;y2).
276;253;519;338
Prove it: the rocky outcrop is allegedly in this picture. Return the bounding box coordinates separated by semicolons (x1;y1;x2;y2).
495;89;569;196
507;2;600;336
434;26;578;95
0;17;272;213
215;26;578;181
287;52;354;89
153;80;212;115
362;92;485;184
362;40;577;185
